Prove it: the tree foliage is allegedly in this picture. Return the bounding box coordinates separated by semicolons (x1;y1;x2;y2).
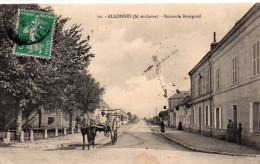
0;4;105;133
158;110;168;118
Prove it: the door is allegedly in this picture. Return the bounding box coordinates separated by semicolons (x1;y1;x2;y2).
173;113;176;127
233;105;237;130
253;102;260;133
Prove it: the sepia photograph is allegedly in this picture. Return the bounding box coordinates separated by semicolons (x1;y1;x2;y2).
0;1;260;163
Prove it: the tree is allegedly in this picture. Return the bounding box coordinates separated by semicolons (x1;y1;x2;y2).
127;112;132;121
49;23;98;130
0;4;54;138
159;111;168;118
0;4;105;137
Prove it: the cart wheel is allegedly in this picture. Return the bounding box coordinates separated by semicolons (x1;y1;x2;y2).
114;127;117;143
111;118;117;144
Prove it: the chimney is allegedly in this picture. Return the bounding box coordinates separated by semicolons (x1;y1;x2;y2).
210;32;218;50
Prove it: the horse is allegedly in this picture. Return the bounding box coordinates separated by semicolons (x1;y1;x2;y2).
76;114;97;150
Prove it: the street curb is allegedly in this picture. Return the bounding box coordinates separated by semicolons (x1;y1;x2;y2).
148;124;260;157
5;133;83;148
159;132;260;157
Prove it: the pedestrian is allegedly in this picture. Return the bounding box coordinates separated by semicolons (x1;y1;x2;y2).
161;121;165;133
226;119;233;142
237;123;243;144
178;121;182;131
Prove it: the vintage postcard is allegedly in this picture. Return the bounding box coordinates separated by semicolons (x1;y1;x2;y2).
0;2;259;164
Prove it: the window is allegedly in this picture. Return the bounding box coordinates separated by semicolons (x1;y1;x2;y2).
204;106;211;126
249;102;260;134
48;117;54;125
198;75;203;96
192;108;196;125
253;41;260;76
232;56;238;84
216;68;220;91
214;107;222;129
192;79;196;98
204;70;209;93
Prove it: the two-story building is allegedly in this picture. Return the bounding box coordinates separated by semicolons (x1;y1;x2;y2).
189;3;260;148
168;91;190;127
188;38;216;135
175;95;191;130
211;3;260;147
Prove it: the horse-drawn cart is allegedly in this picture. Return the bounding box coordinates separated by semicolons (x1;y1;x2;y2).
95;109;121;144
76;109;122;150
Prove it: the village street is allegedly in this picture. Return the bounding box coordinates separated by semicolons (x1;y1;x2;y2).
0;120;259;164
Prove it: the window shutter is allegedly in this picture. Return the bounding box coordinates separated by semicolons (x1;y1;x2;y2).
214;108;217;129
208;106;211;126
219;107;222;129
253;43;256;76
256;41;260;74
194;108;195;125
232;58;235;84
249;102;253;133
204;108;206;126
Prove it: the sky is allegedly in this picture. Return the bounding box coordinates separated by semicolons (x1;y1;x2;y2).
48;3;254;118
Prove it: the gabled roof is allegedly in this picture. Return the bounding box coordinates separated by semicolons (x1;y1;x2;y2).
120;110;127;116
176;96;191;107
169;91;190;99
99;100;111;110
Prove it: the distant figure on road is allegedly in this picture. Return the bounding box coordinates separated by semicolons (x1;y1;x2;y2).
178;121;183;131
227;119;233;142
237;123;243;144
160;121;165;133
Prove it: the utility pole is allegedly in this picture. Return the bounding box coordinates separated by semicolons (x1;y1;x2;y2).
156;107;157;116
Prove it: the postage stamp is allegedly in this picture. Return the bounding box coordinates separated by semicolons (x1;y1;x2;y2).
13;10;55;59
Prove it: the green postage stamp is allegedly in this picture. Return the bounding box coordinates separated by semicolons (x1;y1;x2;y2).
13;10;55;59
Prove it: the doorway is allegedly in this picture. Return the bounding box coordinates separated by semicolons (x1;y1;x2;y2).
233;105;238;130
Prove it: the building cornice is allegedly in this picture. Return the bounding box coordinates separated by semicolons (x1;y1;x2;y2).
188;3;259;76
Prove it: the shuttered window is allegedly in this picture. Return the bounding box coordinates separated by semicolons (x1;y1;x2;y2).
216;68;220;91
250;102;260;134
232;56;238;84
208;106;211;126
193;108;196;125
253;41;260;76
204;70;209;93
250;102;253;133
215;107;222;129
204;106;210;126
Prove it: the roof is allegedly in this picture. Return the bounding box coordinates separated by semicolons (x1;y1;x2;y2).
169;91;190;99
176;96;191;107
189;3;260;76
119;110;127;115
99;100;111;110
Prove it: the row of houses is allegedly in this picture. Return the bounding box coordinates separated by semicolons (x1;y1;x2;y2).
168;3;260;149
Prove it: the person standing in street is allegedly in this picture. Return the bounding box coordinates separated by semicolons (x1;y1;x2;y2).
161;120;165;133
178;121;183;131
237;123;243;144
